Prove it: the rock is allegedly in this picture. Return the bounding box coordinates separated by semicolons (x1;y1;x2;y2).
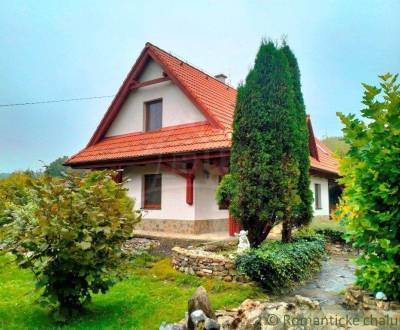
204;318;220;330
223;275;232;282
159;322;187;330
294;295;321;310
123;237;160;254
362;295;376;306
188;287;216;330
190;310;206;329
239;299;261;311
390;301;400;310
375;291;387;301
349;287;363;300
376;300;390;311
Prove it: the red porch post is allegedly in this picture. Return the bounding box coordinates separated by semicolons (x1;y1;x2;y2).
228;214;241;236
186;174;194;205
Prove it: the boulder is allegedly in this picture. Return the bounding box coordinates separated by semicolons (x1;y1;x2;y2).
190;310;206;329
188;287;216;330
159;322;187;330
204;318;220;330
295;295;321;310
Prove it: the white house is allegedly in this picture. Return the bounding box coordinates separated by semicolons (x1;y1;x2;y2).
66;42;339;236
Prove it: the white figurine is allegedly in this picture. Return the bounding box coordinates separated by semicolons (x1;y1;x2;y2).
235;230;250;253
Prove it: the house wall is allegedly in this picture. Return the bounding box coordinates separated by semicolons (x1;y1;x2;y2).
310;175;330;219
138;59;163;82
123;165;331;234
123;163;229;234
194;162;229;220
123;165;195;220
106;60;205;137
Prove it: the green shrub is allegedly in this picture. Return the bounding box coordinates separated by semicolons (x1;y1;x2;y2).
315;228;345;243
236;237;325;292
0;171;35;226
3;171;141;321
309;220;346;244
337;73;400;300
215;174;235;209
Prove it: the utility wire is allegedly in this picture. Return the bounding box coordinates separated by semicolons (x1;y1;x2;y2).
0;94;115;108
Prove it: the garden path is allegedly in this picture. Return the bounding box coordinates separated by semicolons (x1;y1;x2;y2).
292;254;357;306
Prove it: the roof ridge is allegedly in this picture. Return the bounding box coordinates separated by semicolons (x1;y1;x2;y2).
146;42;236;90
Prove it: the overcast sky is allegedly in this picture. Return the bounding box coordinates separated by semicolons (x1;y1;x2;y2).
1;0;399;172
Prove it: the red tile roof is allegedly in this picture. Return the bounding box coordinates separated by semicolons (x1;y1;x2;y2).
67;122;230;163
149;44;237;129
311;139;339;174
66;43;338;175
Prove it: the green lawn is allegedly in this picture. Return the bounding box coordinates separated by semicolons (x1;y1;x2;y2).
0;253;266;329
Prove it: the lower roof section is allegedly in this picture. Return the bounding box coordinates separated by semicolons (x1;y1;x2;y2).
66;122;231;166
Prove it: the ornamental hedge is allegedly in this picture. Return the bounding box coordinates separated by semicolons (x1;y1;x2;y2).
236;236;325;292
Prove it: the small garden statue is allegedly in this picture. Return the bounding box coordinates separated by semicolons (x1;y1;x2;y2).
235;230;250;254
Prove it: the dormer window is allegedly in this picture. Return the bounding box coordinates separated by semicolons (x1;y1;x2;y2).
144;99;162;131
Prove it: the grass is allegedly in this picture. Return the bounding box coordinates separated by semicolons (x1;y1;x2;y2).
0;253;266;330
310;218;344;232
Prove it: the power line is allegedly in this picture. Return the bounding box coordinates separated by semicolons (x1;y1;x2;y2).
0;94;115;108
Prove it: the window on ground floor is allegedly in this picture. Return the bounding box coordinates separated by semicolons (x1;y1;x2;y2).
314;183;322;209
143;174;162;209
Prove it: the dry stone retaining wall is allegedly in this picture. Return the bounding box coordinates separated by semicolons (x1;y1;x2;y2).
171;246;247;282
344;286;400;312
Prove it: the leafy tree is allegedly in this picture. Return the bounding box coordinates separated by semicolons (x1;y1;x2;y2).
4;170;141;320
337;73;400;300
44;156;69;177
321;136;349;157
280;43;313;241
0;171;35;226
229;40;300;247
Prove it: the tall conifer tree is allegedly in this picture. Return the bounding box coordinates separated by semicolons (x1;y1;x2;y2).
280;43;313;242
230;41;300;247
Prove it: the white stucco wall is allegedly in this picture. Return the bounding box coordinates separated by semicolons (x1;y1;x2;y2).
123;165;195;220
124;165;330;221
106;60;205;137
310;175;330;216
123;163;228;221
138;59;163;82
194;163;229;220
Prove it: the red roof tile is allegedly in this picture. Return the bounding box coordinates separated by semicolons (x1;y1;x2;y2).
66;43;338;175
311;139;339;174
67;122;230;164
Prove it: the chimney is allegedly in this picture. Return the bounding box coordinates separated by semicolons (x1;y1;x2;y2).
214;73;227;84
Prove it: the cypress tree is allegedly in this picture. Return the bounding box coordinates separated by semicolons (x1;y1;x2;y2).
280;43;313;242
230;40;300;247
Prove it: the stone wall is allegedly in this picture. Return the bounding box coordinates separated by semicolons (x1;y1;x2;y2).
135;218;228;234
344;286;400;312
171;246;247;282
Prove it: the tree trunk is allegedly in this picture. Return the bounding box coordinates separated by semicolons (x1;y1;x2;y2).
281;220;292;243
250;224;273;247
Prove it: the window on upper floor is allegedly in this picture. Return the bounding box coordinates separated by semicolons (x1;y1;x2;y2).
314;183;322;209
144;99;162;131
143;174;162;209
